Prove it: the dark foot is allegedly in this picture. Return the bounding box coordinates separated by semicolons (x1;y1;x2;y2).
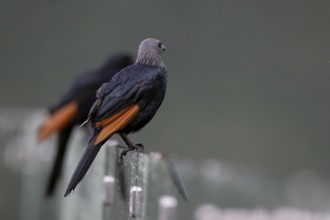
134;143;144;151
120;143;144;159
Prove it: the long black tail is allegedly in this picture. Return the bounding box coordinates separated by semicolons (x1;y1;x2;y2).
64;130;103;197
45;125;73;197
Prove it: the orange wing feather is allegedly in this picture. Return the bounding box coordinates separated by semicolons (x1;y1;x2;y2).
38;101;78;141
94;105;135;127
93;104;139;145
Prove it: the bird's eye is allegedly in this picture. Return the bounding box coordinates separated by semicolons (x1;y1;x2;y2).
158;42;162;48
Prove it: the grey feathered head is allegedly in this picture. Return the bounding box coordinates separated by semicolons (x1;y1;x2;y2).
136;38;166;67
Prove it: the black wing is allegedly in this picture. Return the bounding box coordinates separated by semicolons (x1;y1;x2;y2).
88;64;164;122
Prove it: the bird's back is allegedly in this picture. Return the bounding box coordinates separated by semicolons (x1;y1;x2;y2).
118;63;167;133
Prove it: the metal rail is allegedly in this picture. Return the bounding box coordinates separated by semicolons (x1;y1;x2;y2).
1;108;330;220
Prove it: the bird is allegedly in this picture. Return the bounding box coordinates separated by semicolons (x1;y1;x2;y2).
38;53;134;197
64;38;167;197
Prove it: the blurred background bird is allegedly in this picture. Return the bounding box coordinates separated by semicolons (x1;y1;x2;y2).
38;52;134;197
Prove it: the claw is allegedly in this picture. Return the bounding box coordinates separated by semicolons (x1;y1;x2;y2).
120;149;129;159
120;143;144;159
133;143;144;151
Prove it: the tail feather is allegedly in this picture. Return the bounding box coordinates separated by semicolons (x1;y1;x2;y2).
64;132;104;197
64;104;139;197
45;125;73;197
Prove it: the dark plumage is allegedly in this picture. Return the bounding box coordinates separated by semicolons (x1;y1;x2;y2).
38;53;134;197
64;38;168;196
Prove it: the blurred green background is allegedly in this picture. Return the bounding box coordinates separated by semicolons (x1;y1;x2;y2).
1;0;330;187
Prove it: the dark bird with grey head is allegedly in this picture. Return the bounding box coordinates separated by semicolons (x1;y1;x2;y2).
64;38;168;196
38;53;133;197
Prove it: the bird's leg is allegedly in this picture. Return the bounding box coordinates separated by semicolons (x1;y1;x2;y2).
119;133;144;158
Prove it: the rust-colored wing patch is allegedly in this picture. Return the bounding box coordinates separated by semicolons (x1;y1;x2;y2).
38;101;78;141
93;104;139;145
95;105;139;128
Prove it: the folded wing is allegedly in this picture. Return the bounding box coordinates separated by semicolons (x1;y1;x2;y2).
38;101;78;141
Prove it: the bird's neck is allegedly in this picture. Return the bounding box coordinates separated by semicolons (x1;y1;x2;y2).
136;53;164;68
